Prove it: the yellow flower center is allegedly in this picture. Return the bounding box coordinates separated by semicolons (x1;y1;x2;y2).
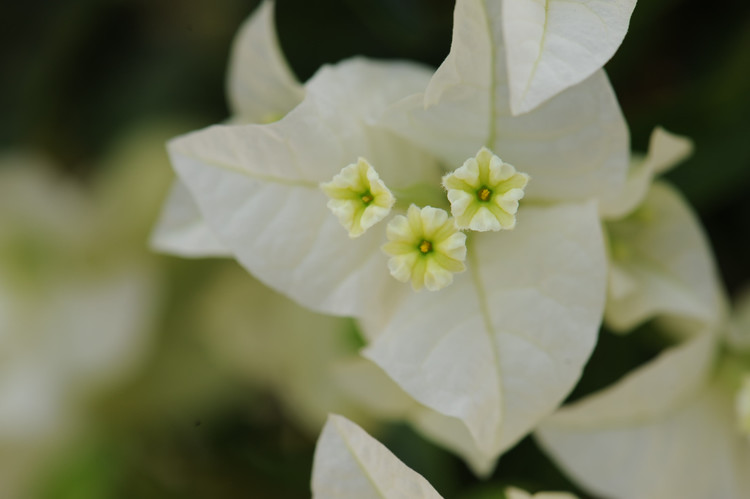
419;240;432;254
477;187;492;202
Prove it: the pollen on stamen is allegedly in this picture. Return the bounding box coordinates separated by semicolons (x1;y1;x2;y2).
419;240;432;254
320;158;395;238
442;147;530;232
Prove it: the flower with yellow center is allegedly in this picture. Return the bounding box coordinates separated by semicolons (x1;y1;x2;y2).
320;158;395;238
382;205;466;291
160;0;629;478
443;147;529;231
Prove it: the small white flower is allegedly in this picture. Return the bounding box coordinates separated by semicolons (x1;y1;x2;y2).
382;205;466;291
443;146;529;231
321;158;395;238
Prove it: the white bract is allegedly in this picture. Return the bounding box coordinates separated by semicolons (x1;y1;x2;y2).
312;414;441;499
601;127;726;332
536;293;750;499
501;0;638;115
162;0;628;473
152;0;302;257
312;414;579;499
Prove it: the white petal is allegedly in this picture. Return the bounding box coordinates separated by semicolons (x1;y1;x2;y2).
502;0;637;115
384;0;629;203
600;127;695;219
537;334;750;499
226;0;304;121
363;201;606;460
150;180;231;257
604;182;727;332
170;59;430;316
311;414;442;499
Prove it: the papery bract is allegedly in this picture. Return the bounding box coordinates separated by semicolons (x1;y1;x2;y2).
159;0;628;474
601;128;726;332
501;0;638;115
536;323;750;499
152;0;302;257
312;414;441;499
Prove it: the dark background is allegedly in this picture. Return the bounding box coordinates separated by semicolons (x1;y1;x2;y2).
1;1;748;497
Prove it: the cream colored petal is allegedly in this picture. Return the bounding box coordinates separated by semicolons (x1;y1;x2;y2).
311;414;442;499
226;0;304;121
364;201;606;461
171;59;429;316
383;0;628;203
600;127;694;220
150;180;231;257
502;0;637;115
604;182;727;332
537;379;750;499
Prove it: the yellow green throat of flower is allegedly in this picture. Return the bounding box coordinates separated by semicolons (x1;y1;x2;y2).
321;147;530;291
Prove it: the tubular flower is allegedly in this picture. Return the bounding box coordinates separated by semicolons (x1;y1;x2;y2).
321;158;395;238
382;205;466;291
443;147;529;231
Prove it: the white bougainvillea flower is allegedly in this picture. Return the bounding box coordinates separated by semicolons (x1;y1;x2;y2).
321;157;395;238
152;0;302;257
501;0;638;115
536;296;750;499
311;414;579;499
162;0;628;475
358;0;626;471
599;127;726;332
382;205;466;291
167;56;437;316
442;147;529;231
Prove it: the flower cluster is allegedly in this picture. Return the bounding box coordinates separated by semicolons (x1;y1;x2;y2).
152;0;746;497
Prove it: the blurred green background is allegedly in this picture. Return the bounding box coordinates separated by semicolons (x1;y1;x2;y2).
1;0;749;497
